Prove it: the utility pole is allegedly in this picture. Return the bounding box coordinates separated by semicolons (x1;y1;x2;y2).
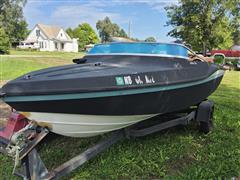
128;21;131;38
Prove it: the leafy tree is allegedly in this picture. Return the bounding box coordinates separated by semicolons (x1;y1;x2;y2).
67;23;99;50
130;37;140;42
0;0;28;43
66;28;74;38
232;31;240;45
119;29;128;38
13;20;28;42
165;0;239;54
145;37;156;42
96;17;128;42
230;0;240;45
0;27;10;54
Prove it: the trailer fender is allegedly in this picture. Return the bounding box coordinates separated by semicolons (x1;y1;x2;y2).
196;100;214;123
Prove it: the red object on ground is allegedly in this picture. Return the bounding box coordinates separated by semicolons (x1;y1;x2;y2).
211;50;240;57
0;112;29;140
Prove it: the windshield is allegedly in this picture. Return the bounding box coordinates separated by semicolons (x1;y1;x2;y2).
88;43;189;58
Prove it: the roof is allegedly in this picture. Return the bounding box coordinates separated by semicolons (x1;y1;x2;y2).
37;24;64;39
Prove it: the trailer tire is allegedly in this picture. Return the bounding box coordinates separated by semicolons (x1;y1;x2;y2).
199;120;213;134
196;100;214;133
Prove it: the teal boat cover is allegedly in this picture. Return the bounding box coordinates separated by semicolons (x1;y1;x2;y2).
88;43;189;58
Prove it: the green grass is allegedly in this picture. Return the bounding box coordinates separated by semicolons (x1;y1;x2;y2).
10;49;85;59
0;50;84;80
0;51;239;179
1;57;49;80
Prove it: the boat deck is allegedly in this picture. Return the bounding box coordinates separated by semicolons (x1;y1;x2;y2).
2;55;218;96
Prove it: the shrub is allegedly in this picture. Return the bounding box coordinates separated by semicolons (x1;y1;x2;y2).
0;27;10;54
15;47;38;52
214;54;225;64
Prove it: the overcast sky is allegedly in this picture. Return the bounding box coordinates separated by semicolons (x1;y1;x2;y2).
24;0;178;42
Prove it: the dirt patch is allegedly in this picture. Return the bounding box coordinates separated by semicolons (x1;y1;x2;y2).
0;81;10;127
0;80;8;86
0;100;10;127
166;154;196;176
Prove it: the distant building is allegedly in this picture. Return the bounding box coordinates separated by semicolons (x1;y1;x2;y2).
18;24;78;52
85;44;95;52
111;37;135;42
231;45;240;51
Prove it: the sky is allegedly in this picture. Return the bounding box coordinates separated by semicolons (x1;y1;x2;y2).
23;0;179;42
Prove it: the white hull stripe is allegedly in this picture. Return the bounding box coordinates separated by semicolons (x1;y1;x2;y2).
26;112;158;137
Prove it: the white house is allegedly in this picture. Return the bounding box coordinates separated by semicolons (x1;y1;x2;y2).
18;24;78;52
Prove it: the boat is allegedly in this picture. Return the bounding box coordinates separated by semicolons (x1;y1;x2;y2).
0;42;224;137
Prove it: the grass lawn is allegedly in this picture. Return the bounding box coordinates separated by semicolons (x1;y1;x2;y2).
0;51;239;179
9;49;85;59
0;50;84;80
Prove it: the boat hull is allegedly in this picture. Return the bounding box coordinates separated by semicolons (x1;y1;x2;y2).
23;113;158;137
3;70;224;137
5;71;223;116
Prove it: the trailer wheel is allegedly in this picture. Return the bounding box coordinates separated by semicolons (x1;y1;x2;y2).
199;117;213;134
196;100;214;133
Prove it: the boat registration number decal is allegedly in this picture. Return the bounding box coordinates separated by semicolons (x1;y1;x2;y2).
115;75;155;86
115;77;125;85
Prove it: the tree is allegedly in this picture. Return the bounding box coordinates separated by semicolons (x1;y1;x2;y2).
145;37;156;42
66;28;74;38
231;0;240;45
13;20;28;42
0;0;28;43
232;31;240;45
0;27;10;54
119;29;128;38
67;23;99;50
165;0;239;54
96;17;128;42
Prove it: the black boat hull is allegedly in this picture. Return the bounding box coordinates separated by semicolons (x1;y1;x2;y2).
5;75;223;116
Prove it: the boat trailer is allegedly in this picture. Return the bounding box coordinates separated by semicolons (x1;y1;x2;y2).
0;100;214;180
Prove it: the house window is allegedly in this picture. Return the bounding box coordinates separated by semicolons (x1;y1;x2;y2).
36;30;40;37
61;43;64;50
39;42;44;49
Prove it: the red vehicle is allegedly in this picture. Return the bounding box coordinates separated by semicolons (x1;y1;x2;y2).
211;48;240;70
211;49;240;58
